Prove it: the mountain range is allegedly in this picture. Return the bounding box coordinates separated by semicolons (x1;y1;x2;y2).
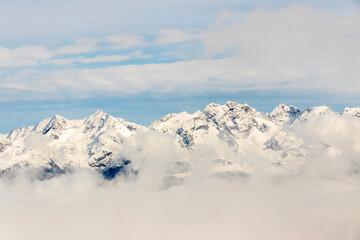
0;101;359;184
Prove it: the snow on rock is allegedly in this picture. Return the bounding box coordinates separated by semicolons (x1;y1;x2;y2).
0;102;358;181
270;104;302;124
0;110;145;179
343;107;360;118
151;101;280;149
297;106;333;121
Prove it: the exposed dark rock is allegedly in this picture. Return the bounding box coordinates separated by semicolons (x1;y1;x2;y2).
89;151;113;168
127;125;136;131
195;125;209;131
0;141;11;153
176;127;194;147
101;159;137;180
37;160;67;180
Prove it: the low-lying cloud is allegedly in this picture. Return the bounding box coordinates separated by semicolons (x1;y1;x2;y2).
0;167;358;240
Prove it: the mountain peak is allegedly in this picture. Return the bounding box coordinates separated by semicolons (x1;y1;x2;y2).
86;109;111;122
298;106;332;121
304;106;331;115
270;104;302;123
52;114;66;121
84;109;111;128
225;101;238;107
204;103;221;110
42;115;69;135
93;109;108;117
343;107;360;118
271;104;297;112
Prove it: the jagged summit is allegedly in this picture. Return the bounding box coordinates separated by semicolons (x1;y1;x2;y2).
42;115;69;135
152;102;274;148
204;101;255;115
270;104;302;123
298;106;332;121
225;101;252;111
84;109;111;128
89;109;109;119
343;107;360;117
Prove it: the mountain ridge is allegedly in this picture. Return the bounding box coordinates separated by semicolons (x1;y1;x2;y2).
2;102;359;136
0;101;359;183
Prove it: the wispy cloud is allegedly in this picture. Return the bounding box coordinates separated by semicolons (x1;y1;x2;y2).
200;4;360;88
104;33;145;50
0;38;98;67
45;51;152;66
0;45;53;67
155;28;197;45
55;38;98;55
0;4;358;101
0;38;150;67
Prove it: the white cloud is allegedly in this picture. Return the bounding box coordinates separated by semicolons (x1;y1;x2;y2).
200;4;360;90
80;54;130;63
155;28;197;45
0;45;53;67
104;33;144;50
55;38;98;55
0;0;356;44
0;37;149;67
44;56;84;66
79;51;152;63
2;50;359;101
0;4;359;99
0;38;98;67
130;50;152;59
0;58;275;99
45;51;152;66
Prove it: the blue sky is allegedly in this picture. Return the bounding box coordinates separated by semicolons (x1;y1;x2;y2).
0;0;359;132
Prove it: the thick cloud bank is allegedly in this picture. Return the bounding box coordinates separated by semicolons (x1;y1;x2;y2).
0;109;359;240
0;168;358;240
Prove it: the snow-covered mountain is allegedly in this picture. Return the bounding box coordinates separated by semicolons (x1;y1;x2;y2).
0;102;359;182
151;102;280;148
343;107;360;118
0;110;145;180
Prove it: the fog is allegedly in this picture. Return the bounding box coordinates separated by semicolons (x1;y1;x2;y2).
0;113;359;240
